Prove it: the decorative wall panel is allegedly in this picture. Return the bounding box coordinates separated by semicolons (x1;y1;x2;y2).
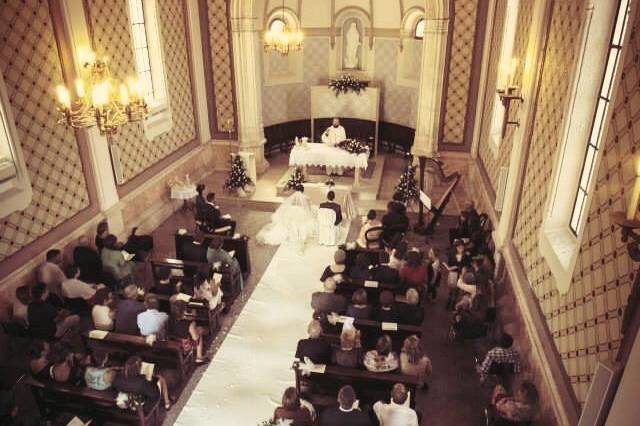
86;0;196;183
441;0;479;146
206;0;237;137
0;0;91;262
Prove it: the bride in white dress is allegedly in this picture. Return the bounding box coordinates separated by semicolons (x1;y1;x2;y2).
256;185;318;250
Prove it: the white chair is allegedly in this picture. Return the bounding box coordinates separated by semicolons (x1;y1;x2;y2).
318;208;339;246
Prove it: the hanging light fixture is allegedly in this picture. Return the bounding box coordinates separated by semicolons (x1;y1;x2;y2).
263;0;303;55
55;48;148;136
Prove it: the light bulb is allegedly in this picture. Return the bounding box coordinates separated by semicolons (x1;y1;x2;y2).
56;85;71;109
75;79;85;98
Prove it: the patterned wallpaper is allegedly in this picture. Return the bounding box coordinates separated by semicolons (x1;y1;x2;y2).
442;0;479;146
0;0;91;262
205;0;236;135
511;0;640;404
478;0;534;193
86;0;196;183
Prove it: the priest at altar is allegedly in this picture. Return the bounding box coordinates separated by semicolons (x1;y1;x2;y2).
321;118;347;175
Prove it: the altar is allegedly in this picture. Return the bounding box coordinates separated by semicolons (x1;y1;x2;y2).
289;143;369;185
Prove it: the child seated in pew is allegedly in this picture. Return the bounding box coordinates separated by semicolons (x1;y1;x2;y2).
273;386;314;426
169;297;209;365
364;334;399;373
372;291;399;323
349;253;372;281
346;289;372;320
193;272;223;311
91;288;115;331
399;335;432;385
332;328;363;368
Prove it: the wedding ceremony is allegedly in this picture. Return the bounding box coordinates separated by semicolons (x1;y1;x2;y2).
0;0;639;425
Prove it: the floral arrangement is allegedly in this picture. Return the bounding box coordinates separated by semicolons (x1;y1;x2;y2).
325;177;335;187
337;138;369;155
328;74;368;96
224;155;253;191
285;167;306;191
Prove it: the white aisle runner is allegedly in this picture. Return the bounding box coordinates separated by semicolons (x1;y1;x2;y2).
175;240;345;425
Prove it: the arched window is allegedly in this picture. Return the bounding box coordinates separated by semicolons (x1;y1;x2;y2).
415;18;425;39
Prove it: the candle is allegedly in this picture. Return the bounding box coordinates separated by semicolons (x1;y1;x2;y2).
119;84;129;105
627;157;640;220
75;79;85;98
56;85;71;109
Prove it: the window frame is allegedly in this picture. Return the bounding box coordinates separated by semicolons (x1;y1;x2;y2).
414;18;425;39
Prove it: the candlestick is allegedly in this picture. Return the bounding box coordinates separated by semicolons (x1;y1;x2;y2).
627;157;640;220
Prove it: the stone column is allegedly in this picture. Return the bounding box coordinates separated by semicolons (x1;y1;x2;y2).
230;15;269;173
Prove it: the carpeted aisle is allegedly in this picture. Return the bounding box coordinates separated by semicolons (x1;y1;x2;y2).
175;238;345;425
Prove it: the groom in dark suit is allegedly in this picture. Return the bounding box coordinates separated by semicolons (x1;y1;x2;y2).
320;191;343;225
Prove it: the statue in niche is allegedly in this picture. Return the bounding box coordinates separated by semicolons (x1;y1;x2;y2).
343;20;361;69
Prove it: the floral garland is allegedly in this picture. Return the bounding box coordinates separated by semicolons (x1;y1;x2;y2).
285;167;306;191
328;74;368;96
337;138;369;155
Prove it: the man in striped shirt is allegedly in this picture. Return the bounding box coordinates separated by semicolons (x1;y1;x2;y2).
477;333;521;382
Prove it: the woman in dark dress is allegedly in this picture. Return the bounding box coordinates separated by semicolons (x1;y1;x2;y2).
112;356;161;412
169;298;208;364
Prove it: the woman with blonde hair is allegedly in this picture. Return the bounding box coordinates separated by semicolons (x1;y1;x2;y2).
332;328;362;368
400;335;432;383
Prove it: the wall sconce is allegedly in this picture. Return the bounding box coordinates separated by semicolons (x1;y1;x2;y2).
497;58;523;138
611;155;640;261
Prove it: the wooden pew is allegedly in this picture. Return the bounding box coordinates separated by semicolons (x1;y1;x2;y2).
338;245;387;269
149;292;224;340
174;232;251;275
27;377;161;426
82;331;194;391
334;279;404;301
292;361;421;409
322;318;422;350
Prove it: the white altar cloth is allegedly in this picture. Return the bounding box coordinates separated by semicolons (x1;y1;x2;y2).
289;143;369;170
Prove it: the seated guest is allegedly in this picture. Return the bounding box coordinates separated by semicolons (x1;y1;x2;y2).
137;294;168;338
153;266;179;296
37;249;65;301
400;250;428;291
28;282;80;340
207;235;243;289
193;272;223;310
426;247;442;302
73;235;102;283
95;221;110;253
400;335;432;383
29;340;51;381
456;201;481;241
399;288;424;325
11;285;31;327
490;381;539;423
386;241;407;270
381;201;409;243
357;209;382;249
169;297;208;364
101;234;135;284
84;351;115;391
373;383;419;426
455;271;478;311
320;249;347;282
332;328;363;368
203;192;236;234
295;320;331;364
477;333;521;382
446;240;473;311
364;335;399;373
183;231;208;277
346;289;372;320
349;253;372;280
41;342;80;383
92;288;114;331
320;191;343;226
61;265;98;301
311;278;347;317
373;291;399;323
113;356;161;412
114;284;145;335
321;385;372;426
273;387;313;426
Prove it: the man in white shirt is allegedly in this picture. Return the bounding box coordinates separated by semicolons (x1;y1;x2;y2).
373;383;419;426
321;117;347;175
61;265;98;300
137;294;169;337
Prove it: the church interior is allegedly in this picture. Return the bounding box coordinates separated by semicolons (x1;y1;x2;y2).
0;0;639;424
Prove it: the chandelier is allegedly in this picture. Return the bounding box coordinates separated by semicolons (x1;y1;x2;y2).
263;1;303;55
55;49;148;136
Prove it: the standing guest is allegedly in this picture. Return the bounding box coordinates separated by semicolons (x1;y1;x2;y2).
153;266;179;296
364;335;399;373
273;387;313;426
311;278;347;317
320;191;343;225
114;284;145;335
320;249;347;282
386;241;408;270
95;221;110;253
113;356;161;412
349;253;372;280
373;383;419;426
356;209;382;249
373;291;399;323
61;265;98;301
92;288;115;331
169;297;209;365
399;288;424;325
37;249;65;301
193;272;223;310
477;333;521;382
101;234;135;284
28;282;80;340
332;328;363;368
320;385;372;426
455;271;478;311
346;289;372;320
400;250;428;291
381;201;409;243
195;183;207;220
490;381;539;423
295;320;331;364
84;351;115;391
73;235;102;283
400;335;432;383
426;247;442;302
207;235;243;289
11;285;31;327
137;295;168;338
